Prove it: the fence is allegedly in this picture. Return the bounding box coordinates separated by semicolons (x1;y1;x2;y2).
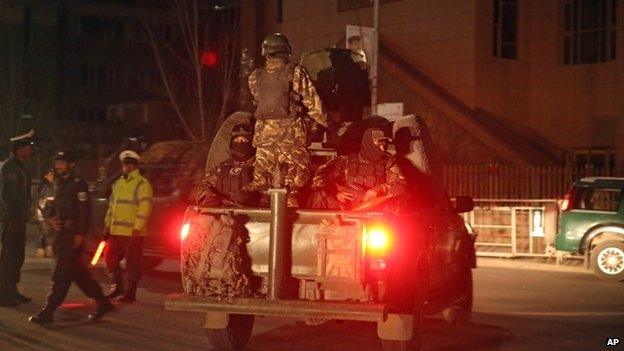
463;199;561;258
444;164;623;199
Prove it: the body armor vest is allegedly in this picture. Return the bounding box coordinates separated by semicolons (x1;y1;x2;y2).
254;64;298;120
216;159;254;195
344;155;387;189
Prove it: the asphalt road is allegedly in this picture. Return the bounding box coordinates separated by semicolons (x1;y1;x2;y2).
0;243;622;350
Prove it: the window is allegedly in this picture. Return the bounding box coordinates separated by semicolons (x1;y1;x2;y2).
573;187;622;211
337;0;401;12
493;0;518;59
573;148;616;171
78;64;120;87
79;16;124;39
563;0;617;64
77;107;107;122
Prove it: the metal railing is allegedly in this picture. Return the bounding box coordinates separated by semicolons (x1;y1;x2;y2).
463;199;560;258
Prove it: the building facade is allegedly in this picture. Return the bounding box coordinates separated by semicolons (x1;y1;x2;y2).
241;0;623;168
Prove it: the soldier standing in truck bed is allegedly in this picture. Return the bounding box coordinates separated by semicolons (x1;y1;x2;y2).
245;33;327;207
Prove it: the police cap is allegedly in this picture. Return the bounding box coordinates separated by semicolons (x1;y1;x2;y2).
53;150;75;163
10;129;36;148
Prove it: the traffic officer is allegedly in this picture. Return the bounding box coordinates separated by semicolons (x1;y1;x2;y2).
244;33;327;207
196;123;261;207
103;150;153;302
29;150;113;324
312;127;407;210
0;130;35;307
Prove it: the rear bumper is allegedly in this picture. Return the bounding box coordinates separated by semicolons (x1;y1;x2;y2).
165;293;389;322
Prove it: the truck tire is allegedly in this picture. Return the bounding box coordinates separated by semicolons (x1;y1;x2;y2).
205;314;254;350
591;241;624;282
442;270;473;324
380;308;423;351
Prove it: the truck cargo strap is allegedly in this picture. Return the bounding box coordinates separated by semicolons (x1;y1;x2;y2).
165;293;389;322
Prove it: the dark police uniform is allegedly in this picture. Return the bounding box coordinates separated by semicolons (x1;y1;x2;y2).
0;129;35;306
0;156;31;302
30;156;112;323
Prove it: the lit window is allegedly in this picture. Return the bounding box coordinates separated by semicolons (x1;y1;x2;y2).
493;0;518;59
563;0;617;64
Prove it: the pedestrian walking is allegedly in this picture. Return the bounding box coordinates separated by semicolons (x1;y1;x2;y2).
29;150;113;324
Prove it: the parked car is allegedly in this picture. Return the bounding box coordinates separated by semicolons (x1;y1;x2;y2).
556;177;624;281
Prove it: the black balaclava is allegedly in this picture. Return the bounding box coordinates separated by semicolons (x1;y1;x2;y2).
359;128;387;162
229;123;255;161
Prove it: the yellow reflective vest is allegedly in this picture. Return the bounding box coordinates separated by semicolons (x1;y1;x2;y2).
104;169;154;237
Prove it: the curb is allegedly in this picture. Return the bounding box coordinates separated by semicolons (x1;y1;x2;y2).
476;257;591;274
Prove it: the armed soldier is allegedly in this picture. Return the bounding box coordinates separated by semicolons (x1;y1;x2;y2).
245;33;327;207
312;127;407;210
196;123;260;208
29;151;113;324
0;130;35;306
183;124;259;300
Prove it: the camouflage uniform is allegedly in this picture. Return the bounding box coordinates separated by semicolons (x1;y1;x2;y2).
246;58;327;202
312;128;407;210
312;154;407;210
184;125;258;300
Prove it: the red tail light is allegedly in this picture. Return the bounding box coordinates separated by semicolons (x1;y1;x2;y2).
560;188;575;211
365;225;391;256
180;222;191;241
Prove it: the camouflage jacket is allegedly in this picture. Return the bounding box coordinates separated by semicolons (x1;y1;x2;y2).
248;60;327;128
313;154;407;205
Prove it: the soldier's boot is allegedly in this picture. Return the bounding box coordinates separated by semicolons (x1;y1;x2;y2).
106;273;124;299
35;248;46;258
88;298;114;321
118;283;137;303
28;308;54;324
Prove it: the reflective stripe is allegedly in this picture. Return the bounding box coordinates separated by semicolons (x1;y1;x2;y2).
137;214;148;220
133;180;145;205
115;199;135;205
138;197;153;203
112;221;134;228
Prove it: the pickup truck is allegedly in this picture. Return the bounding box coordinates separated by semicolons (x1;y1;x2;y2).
164;114;476;351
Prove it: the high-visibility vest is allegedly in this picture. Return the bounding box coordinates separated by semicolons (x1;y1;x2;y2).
104;169;153;236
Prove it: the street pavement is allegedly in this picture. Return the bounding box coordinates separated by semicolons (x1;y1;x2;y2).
0;238;623;351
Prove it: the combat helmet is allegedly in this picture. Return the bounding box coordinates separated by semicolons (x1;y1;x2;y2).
261;33;292;56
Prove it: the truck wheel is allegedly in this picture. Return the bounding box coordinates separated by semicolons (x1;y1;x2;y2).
442;270;473;324
591;241;624;282
380;309;423;351
205;314;254;350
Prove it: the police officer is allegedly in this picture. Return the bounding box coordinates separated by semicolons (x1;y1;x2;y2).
103;150;153;303
0;130;35;307
312;127;407;210
197;123;260;207
29;151;113;324
245;33;327;207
